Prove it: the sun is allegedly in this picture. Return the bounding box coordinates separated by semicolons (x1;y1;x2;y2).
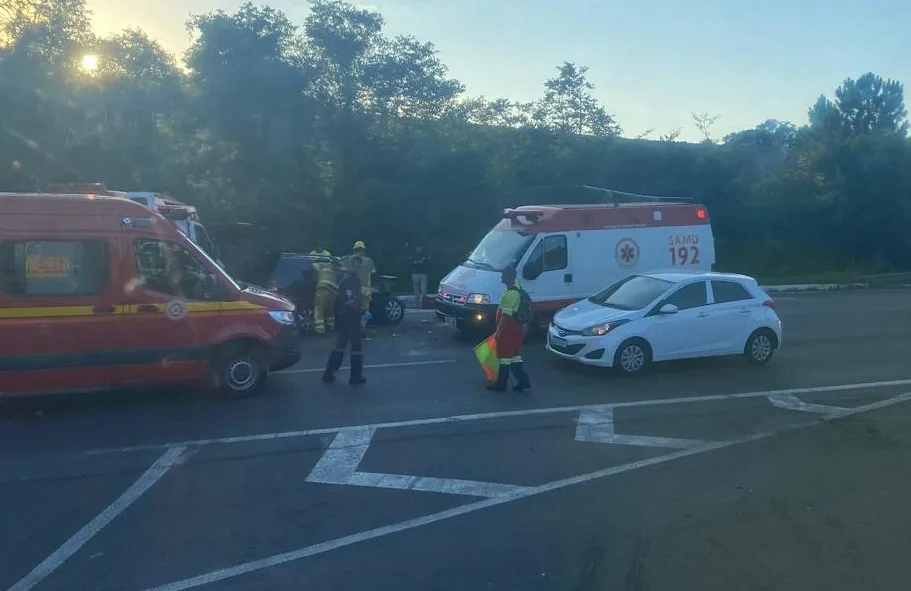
80;54;99;72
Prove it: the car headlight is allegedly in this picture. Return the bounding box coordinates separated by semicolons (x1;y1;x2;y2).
582;319;630;336
268;310;296;325
467;293;490;305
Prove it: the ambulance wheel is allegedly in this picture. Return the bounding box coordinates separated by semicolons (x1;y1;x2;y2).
210;344;268;398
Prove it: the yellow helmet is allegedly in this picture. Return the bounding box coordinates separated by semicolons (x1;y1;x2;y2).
353;240;366;251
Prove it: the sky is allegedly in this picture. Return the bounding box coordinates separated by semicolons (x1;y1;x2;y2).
86;0;911;142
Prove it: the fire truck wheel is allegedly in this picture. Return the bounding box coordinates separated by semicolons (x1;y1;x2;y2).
210;343;268;398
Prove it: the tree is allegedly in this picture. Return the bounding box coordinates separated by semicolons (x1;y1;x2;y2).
362;34;463;123
534;62;621;137
692;111;720;143
724;119;796;148
304;0;383;113
809;73;909;137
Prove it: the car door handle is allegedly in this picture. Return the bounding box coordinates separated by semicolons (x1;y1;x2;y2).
696;311;709;317
92;305;116;315
136;304;159;314
738;309;751;314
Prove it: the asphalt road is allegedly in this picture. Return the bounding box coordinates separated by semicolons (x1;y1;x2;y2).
3;289;911;591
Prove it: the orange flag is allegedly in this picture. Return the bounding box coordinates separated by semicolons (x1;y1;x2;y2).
473;335;499;382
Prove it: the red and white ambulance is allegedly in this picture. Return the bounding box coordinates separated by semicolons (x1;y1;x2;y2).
436;197;715;332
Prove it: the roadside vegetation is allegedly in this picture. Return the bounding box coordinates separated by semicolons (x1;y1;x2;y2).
2;0;910;285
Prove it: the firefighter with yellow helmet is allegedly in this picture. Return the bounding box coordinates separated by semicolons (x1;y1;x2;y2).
345;240;375;316
310;248;337;334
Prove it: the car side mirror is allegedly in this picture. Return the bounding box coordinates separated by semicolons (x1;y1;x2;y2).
659;303;678;314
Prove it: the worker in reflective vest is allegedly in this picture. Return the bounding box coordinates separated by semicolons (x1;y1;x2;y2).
311;249;338;334
487;265;531;393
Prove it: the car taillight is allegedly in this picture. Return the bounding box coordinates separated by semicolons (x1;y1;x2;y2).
762;299;775;309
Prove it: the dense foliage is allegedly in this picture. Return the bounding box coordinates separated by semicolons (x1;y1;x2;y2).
2;0;910;283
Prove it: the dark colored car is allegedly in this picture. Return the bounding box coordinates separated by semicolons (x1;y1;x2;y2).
252;253;405;333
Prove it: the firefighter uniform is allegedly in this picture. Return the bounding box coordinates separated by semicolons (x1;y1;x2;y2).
345;240;375;313
321;270;366;386
311;250;338;334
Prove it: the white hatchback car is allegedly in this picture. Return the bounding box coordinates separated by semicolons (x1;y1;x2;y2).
546;272;782;375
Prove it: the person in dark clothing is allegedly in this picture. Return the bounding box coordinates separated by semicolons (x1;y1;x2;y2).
410;245;430;302
321;263;366;386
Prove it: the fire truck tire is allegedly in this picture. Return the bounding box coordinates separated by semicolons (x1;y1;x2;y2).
209;342;268;398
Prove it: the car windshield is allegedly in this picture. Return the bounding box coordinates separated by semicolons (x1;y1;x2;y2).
589;275;673;310
464;229;534;271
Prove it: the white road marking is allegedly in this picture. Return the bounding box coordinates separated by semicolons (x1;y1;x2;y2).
141;392;911;591
767;393;848;414
281;359;457;374
307;427;531;498
575;405;707;448
88;378;911;455
9;446;186;591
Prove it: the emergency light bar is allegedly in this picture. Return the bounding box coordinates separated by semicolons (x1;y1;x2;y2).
503;209;543;224
157;205;193;220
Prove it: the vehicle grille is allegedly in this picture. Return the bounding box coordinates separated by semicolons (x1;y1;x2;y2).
438;290;468;305
550;322;582;337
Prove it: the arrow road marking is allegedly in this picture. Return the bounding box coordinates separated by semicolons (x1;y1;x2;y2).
307;427;531;498
575;405;708;448
767;394;848;414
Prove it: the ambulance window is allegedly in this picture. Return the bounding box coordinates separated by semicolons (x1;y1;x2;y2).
133;239;221;301
542;235;567;271
0;240;108;296
711;280;752;303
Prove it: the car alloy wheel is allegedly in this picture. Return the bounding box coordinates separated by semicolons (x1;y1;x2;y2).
748;331;774;364
385;299;404;323
297;309;314;332
616;339;649;375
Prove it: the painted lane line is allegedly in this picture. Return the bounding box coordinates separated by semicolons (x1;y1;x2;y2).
87;378;911;456
307;427;374;479
307;427;530;498
9;446;187;591
767;393;849;414
281;359;457;374
140;392;911;591
575;405;707;448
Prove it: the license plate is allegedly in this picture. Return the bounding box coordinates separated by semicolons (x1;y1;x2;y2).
551;335;568;348
442;315;457;327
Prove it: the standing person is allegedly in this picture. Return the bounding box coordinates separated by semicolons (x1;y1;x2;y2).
321;261;366;386
487;266;532;393
345;240;375;325
310;249;337;335
410;245;429;305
